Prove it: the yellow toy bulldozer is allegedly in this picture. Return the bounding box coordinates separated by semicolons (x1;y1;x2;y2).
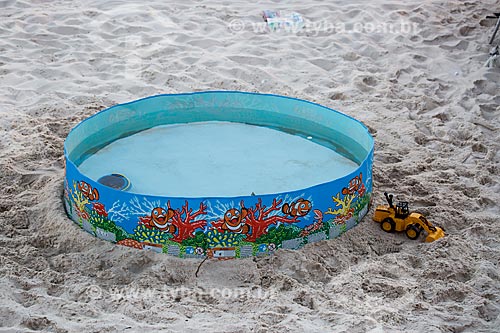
373;193;445;242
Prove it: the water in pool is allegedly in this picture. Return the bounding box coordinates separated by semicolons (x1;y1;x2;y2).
78;121;359;197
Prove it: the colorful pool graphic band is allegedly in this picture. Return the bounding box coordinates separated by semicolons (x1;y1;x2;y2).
64;91;374;259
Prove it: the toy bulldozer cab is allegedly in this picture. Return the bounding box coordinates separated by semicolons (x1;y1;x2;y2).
373;192;445;242
395;200;409;219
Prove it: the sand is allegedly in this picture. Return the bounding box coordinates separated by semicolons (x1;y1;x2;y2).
0;0;499;332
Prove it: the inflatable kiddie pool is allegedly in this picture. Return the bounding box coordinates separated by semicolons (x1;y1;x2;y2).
64;91;373;259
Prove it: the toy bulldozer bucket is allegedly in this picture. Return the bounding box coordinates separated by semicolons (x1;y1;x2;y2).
425;226;445;242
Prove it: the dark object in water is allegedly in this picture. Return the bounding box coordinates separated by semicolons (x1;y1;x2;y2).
98;174;131;191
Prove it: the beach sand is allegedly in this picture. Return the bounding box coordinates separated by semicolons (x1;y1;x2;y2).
0;0;499;331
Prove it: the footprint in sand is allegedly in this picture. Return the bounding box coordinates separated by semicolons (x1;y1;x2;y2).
440;40;469;51
432;112;450;123
329;92;347;100
362;76;378;87
227;56;269;66
458;25;476;37
341;52;361;61
309;58;336;71
479;104;499;121
375;153;402;164
472;142;488;154
22;317;54;331
423;33;456;45
412;54;427;63
355;75;378;92
472;80;498;95
409;35;423;43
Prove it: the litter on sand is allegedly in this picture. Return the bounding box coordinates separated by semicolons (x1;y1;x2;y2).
262;10;305;32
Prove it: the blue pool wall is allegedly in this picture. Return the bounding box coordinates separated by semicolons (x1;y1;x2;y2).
64;91;374;259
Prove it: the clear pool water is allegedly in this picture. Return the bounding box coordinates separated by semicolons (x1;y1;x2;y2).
79;121;359;197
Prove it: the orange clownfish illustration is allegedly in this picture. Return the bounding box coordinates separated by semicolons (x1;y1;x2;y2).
78;181;99;201
221;208;249;234
141;207;177;233
281;199;312;217
342;173;365;196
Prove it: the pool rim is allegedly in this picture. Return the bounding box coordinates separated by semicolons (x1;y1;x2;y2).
64;90;374;200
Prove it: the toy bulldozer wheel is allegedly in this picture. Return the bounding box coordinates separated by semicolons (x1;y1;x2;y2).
406;224;421;240
381;218;396;233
